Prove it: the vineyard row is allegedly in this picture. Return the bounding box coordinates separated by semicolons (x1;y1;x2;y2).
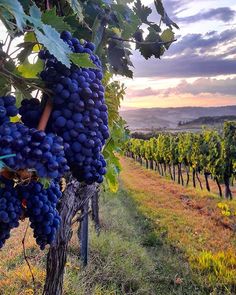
123;122;236;199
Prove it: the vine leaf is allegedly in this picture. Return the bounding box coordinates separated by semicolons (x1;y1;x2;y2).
66;0;84;22
162;11;179;29
16;42;38;63
161;28;175;49
39;178;50;189
0;75;11;96
28;3;42;27
42;7;73;33
24;32;41;51
133;0;152;23
107;39;133;78
91;17;105;52
18;59;43;78
0;0;26;31
26;4;72;67
112;4;141;39
35;25;72;67
70;53;98;69
154;0;179;29
138;27;164;59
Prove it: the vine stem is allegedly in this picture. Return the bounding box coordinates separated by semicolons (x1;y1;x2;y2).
37;98;53;131
110;36;177;46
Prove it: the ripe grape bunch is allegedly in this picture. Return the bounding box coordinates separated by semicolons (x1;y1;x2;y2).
38;31;109;184
0;30;109;249
0;95;18;125
0;97;67;249
18;181;62;250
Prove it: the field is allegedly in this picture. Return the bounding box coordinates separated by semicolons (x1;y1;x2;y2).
1;157;236;294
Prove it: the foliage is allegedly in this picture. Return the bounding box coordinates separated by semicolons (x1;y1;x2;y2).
0;0;177;190
124;122;236;198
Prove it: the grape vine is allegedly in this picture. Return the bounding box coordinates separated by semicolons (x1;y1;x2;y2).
124;122;236;199
0;0;177;294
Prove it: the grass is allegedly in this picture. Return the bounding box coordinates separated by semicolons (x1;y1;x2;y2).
64;190;205;295
1;157;235;294
0;184;204;295
120;156;236;293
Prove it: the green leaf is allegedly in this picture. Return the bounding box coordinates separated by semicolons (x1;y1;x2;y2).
161;28;175;49
133;0;152;23
35;24;72;67
66;0;84;21
14;88;25;107
69;53;98;69
112;4;141;39
10;115;21;123
138;27;164;59
18;58;43;78
16;42;38;63
104;163;119;193
0;75;11;96
24;32;42;51
107;39;133;77
24;31;36;42
91;17;105;52
42;7;72;33
24;4;72;67
39;178;51;189
28;3;42;27
154;0;165;17
154;0;179;29
0;0;26;31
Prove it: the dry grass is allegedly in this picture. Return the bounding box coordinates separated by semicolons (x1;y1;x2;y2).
120;157;236;290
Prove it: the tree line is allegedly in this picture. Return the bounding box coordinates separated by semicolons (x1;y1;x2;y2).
124;121;236;199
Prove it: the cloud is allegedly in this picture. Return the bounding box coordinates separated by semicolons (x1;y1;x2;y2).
131;28;236;78
166;28;236;56
149;0;236;24
133;52;236;78
177;7;236;23
127;77;236;98
126;87;158;97
165;77;236;96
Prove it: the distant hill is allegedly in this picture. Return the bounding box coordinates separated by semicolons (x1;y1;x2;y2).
120;105;236;132
179;115;236;127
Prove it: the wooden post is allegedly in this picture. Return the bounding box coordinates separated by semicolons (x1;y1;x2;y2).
79;200;89;267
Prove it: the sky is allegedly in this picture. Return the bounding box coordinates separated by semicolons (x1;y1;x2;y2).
119;0;236;109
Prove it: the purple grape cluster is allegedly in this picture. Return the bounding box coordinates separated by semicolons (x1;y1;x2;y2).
0;177;22;248
38;31;109;184
18;181;62;250
19;98;43;129
0;122;69;179
0;96;18;125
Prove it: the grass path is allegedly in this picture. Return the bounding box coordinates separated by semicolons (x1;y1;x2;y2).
119;157;236;293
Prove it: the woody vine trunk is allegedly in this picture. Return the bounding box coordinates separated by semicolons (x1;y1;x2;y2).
43;175;96;295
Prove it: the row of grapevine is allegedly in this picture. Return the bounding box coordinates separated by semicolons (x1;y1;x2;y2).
124;122;236;199
0;0;178;293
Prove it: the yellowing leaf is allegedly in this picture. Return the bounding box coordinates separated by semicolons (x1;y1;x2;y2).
10;115;21;123
18;58;43;78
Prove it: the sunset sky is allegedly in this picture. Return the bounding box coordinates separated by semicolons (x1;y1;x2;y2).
119;0;236;109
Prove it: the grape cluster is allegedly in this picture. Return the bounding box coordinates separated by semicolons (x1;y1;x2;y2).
0;122;69;179
38;31;109;184
0;96;18;125
18;181;62;250
0;177;22;248
19;98;43;129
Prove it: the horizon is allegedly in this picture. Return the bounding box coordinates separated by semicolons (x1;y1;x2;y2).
119;0;236;109
120;104;236;111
